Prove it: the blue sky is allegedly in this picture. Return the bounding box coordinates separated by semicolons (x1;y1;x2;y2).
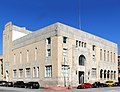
0;0;120;54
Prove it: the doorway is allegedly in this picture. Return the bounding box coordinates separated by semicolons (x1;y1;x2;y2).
78;71;84;84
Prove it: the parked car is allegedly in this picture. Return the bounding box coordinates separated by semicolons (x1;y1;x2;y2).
92;82;109;88
112;82;120;87
100;83;109;87
25;82;40;89
13;81;25;88
77;83;93;89
93;82;103;88
5;82;13;87
104;81;115;86
0;81;7;86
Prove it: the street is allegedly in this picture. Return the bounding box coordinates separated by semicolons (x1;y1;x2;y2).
0;87;120;92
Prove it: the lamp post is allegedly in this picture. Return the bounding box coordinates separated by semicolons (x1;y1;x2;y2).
63;45;78;87
63;64;70;87
63;58;67;87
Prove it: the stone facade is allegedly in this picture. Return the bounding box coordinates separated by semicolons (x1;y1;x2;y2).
3;22;118;87
118;55;120;82
0;55;3;80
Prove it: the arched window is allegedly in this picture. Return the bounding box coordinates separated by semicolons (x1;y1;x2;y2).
114;71;116;79
107;70;110;79
104;70;106;79
111;71;113;79
79;55;85;66
100;69;103;78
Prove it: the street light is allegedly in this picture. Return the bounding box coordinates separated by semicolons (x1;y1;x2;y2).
63;65;70;87
63;45;78;87
63;58;68;87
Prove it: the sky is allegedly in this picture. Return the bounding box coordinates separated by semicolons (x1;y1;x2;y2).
0;0;120;54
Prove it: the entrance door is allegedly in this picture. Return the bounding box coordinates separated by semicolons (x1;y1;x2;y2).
78;71;84;84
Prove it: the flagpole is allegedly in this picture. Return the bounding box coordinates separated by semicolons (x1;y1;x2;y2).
78;0;82;30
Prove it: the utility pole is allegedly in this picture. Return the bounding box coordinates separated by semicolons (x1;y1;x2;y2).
64;58;67;87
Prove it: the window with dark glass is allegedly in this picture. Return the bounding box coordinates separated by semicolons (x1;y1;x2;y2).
104;50;106;61
76;40;78;46
79;41;81;46
100;69;103;78
107;51;109;61
111;52;112;62
84;43;86;48
114;53;115;62
82;42;84;47
79;55;85;66
63;36;67;43
107;70;110;79
114;71;116;79
92;45;95;51
104;70;106;79
47;37;51;44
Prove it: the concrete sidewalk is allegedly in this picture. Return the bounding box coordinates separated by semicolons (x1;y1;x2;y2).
41;86;72;90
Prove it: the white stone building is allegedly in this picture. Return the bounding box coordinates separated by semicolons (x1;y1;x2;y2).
2;22;118;87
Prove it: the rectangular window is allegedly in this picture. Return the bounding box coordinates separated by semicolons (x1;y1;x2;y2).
114;53;115;62
63;48;68;65
47;37;51;44
47;49;51;56
35;48;37;61
107;51;109;61
93;55;95;62
104;50;106;61
13;69;17;78
92;45;95;51
100;49;102;60
111;52;112;62
79;41;81;46
82;42;84;47
63;48;67;56
84;43;86;48
26;68;30;78
36;67;39;78
33;67;36;77
45;66;52;77
114;71;116;79
76;40;78;46
19;69;23;78
62;65;69;78
1;63;3;75
92;68;96;78
63;36;67;43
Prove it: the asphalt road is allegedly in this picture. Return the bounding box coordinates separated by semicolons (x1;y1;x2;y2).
0;86;120;92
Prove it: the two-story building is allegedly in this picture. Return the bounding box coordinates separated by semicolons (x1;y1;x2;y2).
0;55;3;80
3;22;118;87
118;55;120;82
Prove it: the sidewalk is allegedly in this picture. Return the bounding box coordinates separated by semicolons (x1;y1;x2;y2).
41;86;72;90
